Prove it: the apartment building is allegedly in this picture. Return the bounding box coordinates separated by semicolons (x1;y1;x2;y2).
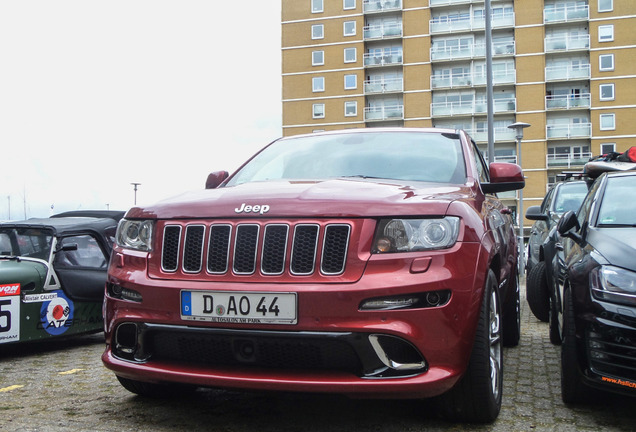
281;0;636;227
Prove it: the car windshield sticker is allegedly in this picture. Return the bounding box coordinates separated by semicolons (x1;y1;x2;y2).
39;291;74;336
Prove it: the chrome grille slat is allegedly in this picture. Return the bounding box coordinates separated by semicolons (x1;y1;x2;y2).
161;222;349;277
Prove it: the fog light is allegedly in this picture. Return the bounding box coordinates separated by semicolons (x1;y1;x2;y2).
121;288;143;302
360;290;451;311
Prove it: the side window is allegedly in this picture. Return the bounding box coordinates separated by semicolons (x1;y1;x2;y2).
576;180;600;231
54;235;107;269
541;188;554;213
472;142;489;184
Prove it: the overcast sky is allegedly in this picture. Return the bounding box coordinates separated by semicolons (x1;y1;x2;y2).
0;1;282;220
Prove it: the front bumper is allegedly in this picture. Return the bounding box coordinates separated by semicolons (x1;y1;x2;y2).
580;299;636;396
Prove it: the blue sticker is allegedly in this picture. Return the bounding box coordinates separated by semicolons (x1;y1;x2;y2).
181;291;192;316
39;290;74;336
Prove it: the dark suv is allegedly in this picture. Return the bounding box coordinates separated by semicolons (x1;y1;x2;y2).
525;180;588;322
102;128;524;423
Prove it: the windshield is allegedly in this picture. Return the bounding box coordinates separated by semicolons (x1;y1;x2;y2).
597;176;636;227
553;182;588;215
226;131;467;186
0;227;54;260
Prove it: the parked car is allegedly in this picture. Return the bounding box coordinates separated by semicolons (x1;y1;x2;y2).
102;128;524;423
553;169;636;403
525;179;588;322
0;210;124;345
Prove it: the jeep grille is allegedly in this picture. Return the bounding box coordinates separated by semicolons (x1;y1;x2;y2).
161;222;350;277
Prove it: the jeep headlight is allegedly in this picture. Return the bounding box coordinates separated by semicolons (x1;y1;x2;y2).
373;217;460;253
116;219;154;251
590;265;636;306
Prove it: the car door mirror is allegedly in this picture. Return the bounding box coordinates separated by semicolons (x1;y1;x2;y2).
481;163;525;194
205;171;229;189
556;211;583;243
525;205;548;222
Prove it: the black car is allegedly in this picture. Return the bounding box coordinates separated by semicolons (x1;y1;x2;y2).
525;179;588;322
554;170;636;402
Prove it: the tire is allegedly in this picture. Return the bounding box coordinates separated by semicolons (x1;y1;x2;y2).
526;261;550;322
560;288;588;404
502;270;521;347
116;376;195;398
437;270;503;423
548;288;562;345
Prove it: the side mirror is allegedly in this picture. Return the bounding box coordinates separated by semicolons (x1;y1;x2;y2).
556;211;583;242
205;171;229;189
481;162;525;194
56;243;78;253
525;205;549;222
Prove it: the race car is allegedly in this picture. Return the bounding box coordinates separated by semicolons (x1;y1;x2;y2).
0;211;124;344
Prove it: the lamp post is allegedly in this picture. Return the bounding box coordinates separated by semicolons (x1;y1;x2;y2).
507;122;530;275
131;183;141;205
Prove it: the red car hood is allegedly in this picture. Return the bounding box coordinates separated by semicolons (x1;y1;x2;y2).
127;179;476;219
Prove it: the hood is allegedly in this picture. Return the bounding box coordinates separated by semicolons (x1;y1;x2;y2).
126;179;476;220
587;227;636;272
0;259;48;291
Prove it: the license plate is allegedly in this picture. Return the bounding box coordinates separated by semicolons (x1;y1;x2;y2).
181;291;297;324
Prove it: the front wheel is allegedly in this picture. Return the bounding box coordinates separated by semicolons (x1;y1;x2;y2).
502;270;520;347
526;261;550;322
437;270;503;423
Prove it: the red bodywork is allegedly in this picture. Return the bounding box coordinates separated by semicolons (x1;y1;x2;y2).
102;129;521;399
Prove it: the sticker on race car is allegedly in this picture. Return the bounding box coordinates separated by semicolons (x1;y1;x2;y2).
39;291;74;336
0;283;21;344
23;293;59;303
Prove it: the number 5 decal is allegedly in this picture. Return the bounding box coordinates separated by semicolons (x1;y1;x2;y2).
0;298;20;343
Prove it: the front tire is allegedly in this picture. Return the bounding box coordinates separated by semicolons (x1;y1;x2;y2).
502;270;521;347
560;288;588;404
526;261;550;322
437;270;503;423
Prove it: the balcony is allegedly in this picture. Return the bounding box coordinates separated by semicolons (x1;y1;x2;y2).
471;128;518;143
364;77;404;94
546;152;593;168
431;40;515;61
546;123;592;139
545;93;591;110
430;11;514;34
544;5;589;24
364;52;403;67
364;22;403;40
545;34;590;52
431;68;516;89
363;0;402;13
429;0;483;5
365;105;404;121
431;98;516;117
545;64;590;81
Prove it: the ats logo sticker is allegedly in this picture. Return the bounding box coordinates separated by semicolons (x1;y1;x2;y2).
39;291;74;336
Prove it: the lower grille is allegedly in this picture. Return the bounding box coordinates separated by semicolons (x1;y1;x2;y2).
587;326;636;381
147;329;362;374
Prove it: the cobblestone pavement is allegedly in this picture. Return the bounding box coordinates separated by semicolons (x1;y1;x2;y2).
0;281;634;432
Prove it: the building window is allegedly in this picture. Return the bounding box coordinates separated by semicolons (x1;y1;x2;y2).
312;77;325;92
344;47;357;63
599;83;615;101
598;25;614;42
311;0;323;13
598;0;613;12
312;24;324;39
344;74;357;90
312;50;324;66
345;101;357;116
599;54;614;71
313;104;325;118
600;113;615;130
343;0;356;10
601;143;616;154
344;21;356;36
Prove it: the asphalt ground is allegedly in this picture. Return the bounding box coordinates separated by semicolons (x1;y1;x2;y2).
0;280;634;432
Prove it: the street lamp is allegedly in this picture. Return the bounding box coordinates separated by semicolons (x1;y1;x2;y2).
131;183;141;205
507;122;530;275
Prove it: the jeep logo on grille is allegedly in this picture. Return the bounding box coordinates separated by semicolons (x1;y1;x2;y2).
235;203;270;215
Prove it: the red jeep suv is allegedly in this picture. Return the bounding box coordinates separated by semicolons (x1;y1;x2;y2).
102;128;524;423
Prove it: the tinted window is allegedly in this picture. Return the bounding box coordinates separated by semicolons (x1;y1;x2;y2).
552;182;588;215
596;176;636;226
